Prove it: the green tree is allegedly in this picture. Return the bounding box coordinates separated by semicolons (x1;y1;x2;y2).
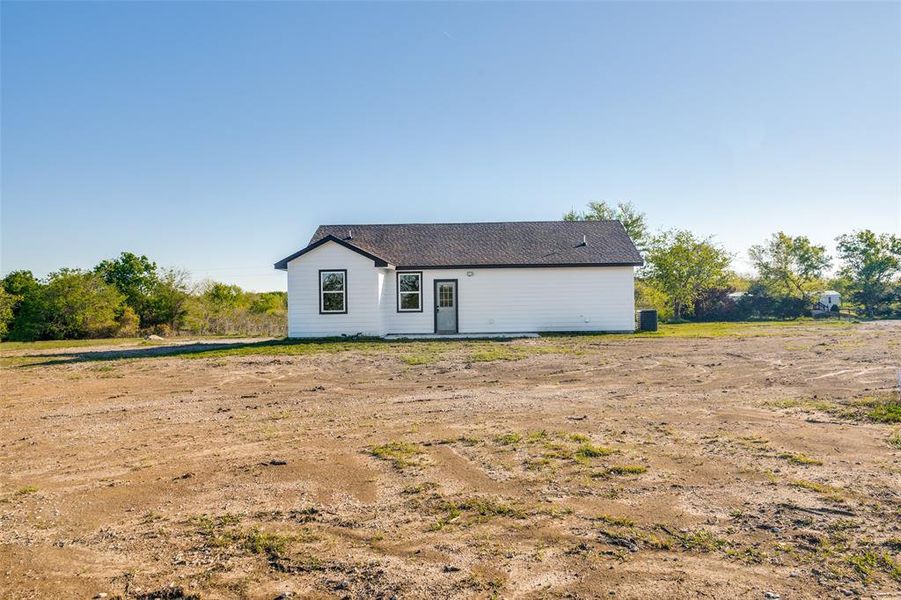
2;270;39;310
203;282;248;312
143;268;191;332
2;270;46;341
835;230;901;318
0;288;16;339
40;269;124;339
563;201;649;251
645;230;732;320
249;291;287;315
749;232;830;304
95;252;160;324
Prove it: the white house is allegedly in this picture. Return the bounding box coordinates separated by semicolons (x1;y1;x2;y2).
274;221;643;338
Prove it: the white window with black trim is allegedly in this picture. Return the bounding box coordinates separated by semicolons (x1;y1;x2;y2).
396;271;422;312
319;270;347;314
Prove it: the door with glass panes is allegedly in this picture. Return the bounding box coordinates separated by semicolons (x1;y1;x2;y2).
434;280;457;333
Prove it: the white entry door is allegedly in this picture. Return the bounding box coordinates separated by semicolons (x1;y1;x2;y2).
434;280;458;334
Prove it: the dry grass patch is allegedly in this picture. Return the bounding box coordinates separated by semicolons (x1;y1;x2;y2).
887;428;901;449
594;514;636;527
15;485;38;496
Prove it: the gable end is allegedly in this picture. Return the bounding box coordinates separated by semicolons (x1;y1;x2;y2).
274;235;390;270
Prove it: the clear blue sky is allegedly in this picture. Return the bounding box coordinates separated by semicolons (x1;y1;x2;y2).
2;1;899;291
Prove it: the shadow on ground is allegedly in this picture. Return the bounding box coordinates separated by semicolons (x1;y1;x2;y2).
10;341;273;367
7;335;523;367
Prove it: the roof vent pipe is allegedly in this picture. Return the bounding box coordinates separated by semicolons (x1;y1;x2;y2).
581;234;588;246
347;229;353;240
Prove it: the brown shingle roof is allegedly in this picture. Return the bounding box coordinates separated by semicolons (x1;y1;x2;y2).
274;221;643;270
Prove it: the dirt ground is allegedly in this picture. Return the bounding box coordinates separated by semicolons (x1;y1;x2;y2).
1;321;900;600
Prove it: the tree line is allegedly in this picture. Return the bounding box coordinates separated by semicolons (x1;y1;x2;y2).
0;253;286;340
2;208;899;340
564;202;901;322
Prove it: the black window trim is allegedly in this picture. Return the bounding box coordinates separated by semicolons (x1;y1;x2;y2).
318;269;348;315
396;271;423;313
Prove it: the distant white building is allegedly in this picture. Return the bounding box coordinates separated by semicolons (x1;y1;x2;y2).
816;290;841;312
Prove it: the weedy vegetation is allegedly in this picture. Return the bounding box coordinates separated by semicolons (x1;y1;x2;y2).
370;440;425;469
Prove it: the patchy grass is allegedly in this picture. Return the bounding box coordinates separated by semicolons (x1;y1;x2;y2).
468;346;523;363
402;481;439;495
765;398;842;413
778;452;823;466
526;430;550;443
401;351;444;366
868;400;901;424
430;496;526;530
190;514;297;560
594;514;636;527
468;564;508;593
3;319;856;367
574;442;615;460
675;529;728;552
495;432;523;445
767;393;901;425
191;513;241;533
790;479;845;502
0;338;150;351
593;465;648;478
241;527;293;558
629;319;854;339
14;485;38;496
491;430;620;470
455;497;525;519
370;441;424;469
846;550;901;582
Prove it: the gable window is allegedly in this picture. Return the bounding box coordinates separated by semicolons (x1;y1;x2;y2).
319;270;347;314
397;271;422;312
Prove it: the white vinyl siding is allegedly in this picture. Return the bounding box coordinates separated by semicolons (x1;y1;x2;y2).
384;267;635;335
285;240;635;337
286;242;385;337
